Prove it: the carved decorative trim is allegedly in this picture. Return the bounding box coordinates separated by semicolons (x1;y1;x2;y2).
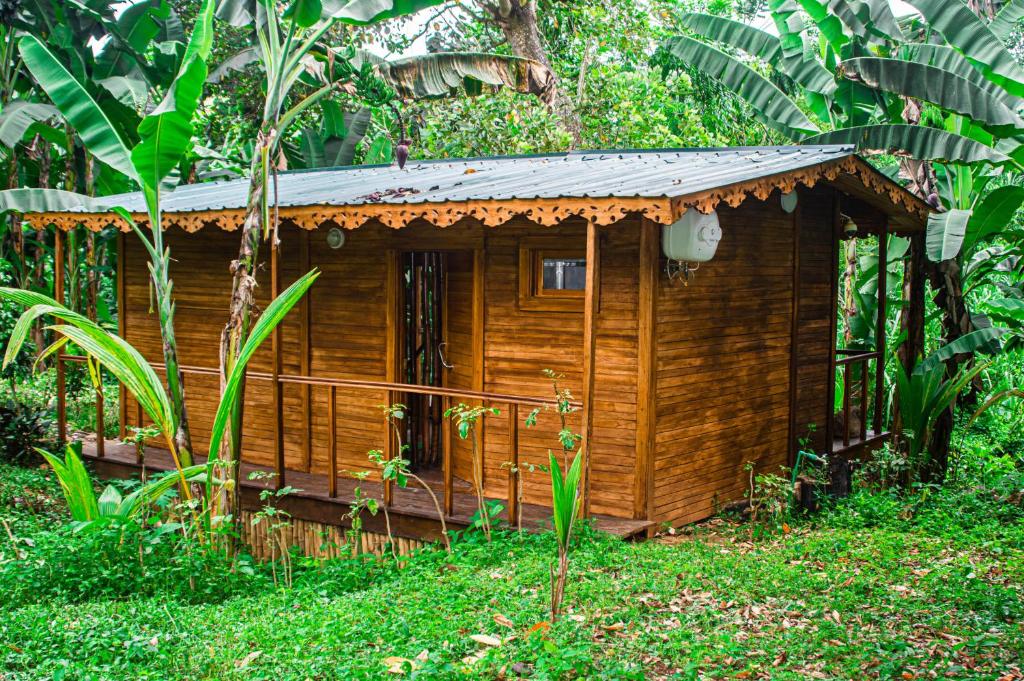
20;156;930;233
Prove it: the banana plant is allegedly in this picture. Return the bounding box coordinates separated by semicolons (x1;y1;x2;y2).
661;0;1024;473
894;353;991;471
211;0;555;515
0;0;220;465
0;267;320;536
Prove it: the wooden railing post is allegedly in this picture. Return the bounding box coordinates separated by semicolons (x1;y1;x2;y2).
117;231;127;441
507;402;519;529
825;194;842;452
842;363;851;448
271;239;285;489
95;374;105;458
54;226;66;446
860;358;869;443
442;395;453;517
328;384;337;498
580;221;600;517
383;388;394;507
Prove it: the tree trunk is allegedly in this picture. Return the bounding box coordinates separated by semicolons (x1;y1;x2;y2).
896;233;926;375
218;130;274;528
899;99;967;482
841;237;858;346
476;0;581;148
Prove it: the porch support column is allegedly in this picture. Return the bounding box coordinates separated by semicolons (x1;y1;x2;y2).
299;229;312;472
117;230;127;441
54;225;66;446
580;221;600;517
271;238;285;489
824;192;842;453
634;219;658;523
873;223;888;435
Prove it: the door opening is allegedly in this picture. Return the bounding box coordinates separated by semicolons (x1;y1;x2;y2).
400;252;446;472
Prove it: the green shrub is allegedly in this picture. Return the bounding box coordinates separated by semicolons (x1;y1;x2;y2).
0;519;267;607
0;398;52;465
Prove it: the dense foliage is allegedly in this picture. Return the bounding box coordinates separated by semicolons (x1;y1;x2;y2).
0;1;1022;678
1;458;1021;679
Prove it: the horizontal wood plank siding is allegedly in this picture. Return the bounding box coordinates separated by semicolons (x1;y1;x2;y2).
794;186;839;452
122;217;641;519
479;216;640;518
653;199;795;526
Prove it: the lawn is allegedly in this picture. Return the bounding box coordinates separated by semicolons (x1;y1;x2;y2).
1;462;1022;681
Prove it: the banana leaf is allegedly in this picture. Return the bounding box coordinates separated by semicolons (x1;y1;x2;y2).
377;52;554;104
0;102;60;147
989;0;1024;41
18;34;139;182
804;125;1013;165
840;57;1024;130
207;269;321;463
132;0;216;194
963;185;1024;254
0;188;114;216
926;209;972;262
662;35;820;139
907;0;1024;99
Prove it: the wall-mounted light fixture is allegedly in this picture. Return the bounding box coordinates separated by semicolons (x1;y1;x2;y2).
327;227;346;249
663;209;722;286
780;190;798;214
840;213;858;238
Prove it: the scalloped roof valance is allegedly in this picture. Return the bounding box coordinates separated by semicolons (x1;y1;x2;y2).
19;146;930;234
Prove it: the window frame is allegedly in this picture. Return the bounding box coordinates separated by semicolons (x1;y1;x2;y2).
517;237;586;313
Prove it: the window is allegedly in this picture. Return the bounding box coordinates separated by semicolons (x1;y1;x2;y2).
518;238;586;312
542;258;586;291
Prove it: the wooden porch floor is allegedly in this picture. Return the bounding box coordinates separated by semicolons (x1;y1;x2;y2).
832;429;889;458
76;436;652;541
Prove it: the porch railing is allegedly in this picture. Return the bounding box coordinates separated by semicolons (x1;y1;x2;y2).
58;354;575;527
833;348;886;450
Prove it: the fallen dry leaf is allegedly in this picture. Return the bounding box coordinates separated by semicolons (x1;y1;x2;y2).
494;614;514;629
470;634;502;647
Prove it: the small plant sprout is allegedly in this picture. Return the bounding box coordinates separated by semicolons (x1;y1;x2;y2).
343;470;379;557
248;470;301;587
743;461;793;540
531;369;586;620
444;402;501;541
500;459;548;533
371;404;451;553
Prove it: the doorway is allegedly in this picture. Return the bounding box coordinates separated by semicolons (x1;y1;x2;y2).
398;251;476;473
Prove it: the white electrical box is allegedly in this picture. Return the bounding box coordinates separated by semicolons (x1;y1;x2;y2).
662;210;722;262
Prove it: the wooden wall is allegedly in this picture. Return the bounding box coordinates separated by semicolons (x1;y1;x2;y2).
793;186;840;452
476;216;641;518
121;194;839;528
651;190;838;527
123;223;310;471
122;215;643;519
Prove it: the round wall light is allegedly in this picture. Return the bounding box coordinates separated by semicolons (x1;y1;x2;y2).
327;227;346;249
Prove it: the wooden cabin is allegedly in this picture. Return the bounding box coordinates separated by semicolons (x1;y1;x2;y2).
27;146;930;540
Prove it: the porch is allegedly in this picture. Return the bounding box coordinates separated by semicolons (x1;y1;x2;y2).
66;357;653;541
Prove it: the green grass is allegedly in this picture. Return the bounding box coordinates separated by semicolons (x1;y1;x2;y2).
1;463;1022;680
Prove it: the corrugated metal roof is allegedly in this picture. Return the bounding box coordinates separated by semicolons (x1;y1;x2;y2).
98;145;857;214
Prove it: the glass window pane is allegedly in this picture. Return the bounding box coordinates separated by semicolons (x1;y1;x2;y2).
542;258;586;291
